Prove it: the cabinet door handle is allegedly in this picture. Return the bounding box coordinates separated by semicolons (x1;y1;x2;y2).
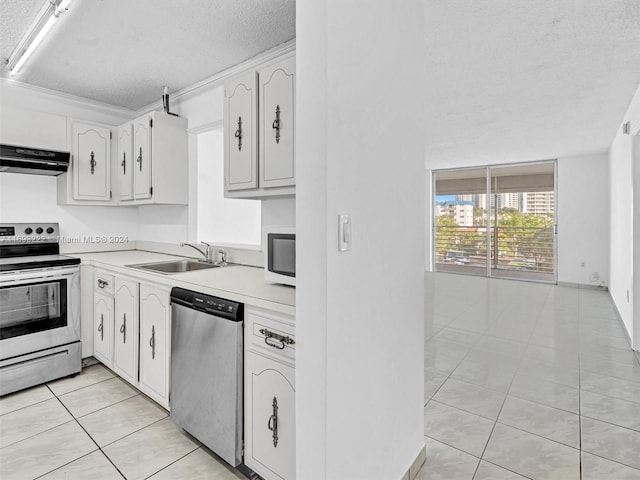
98;314;104;341
259;328;295;349
98;279;109;289
120;313;126;344
90;151;96;175
149;325;155;359
137;147;142;171
121;152;126;175
267;396;279;447
234;116;242;151
272;105;281;144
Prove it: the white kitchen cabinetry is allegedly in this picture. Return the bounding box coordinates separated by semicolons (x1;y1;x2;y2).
224;53;295;199
138;283;171;408
58;119;115;205
113;278;139;385
117;112;188;205
244;307;296;480
93;271;115;367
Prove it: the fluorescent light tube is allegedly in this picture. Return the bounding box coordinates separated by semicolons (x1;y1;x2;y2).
10;13;57;75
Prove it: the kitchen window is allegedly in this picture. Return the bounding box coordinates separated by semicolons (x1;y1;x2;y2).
196;128;261;247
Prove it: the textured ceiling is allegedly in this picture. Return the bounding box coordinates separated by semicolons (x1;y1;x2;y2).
425;0;640;164
0;0;295;109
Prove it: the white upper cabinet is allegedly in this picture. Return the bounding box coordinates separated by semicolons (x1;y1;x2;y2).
118;124;133;200
224;53;295;199
72;121;111;201
117;112;188;205
259;56;295;190
132;117;152;199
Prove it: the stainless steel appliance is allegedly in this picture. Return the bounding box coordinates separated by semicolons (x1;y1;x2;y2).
0;223;81;395
264;227;296;286
0;144;70;175
170;287;244;468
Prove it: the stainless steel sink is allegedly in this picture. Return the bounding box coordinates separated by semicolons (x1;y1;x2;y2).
127;259;222;274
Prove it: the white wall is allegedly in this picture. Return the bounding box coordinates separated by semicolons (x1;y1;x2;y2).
424;155;611;286
557;153;609;286
297;2;425;479
608;83;640;349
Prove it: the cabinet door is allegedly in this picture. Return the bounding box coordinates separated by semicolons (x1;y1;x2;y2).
72;122;111;201
93;291;114;367
118;124;133;200
133;117;152;200
139;284;169;407
113;278;138;385
224;71;258;191
259;56;295;189
246;352;296;480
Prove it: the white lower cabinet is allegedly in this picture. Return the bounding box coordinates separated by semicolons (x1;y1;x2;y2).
113;278;138;385
244;307;296;480
138;283;170;408
92;271;170;409
93;291;114;367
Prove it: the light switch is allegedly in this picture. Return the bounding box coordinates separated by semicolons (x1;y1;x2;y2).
338;214;352;251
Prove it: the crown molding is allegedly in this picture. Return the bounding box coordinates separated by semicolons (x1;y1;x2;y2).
135;38;296;116
0;77;136;118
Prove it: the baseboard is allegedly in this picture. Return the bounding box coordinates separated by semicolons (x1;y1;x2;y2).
557;281;609;291
400;444;426;480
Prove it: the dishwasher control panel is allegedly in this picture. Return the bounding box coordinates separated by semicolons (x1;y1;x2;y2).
171;287;243;321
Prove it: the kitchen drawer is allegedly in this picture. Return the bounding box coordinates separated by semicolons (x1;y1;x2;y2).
246;307;295;364
94;272;114;294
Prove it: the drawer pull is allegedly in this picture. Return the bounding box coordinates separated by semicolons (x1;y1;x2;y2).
259;328;294;350
97;279;109;289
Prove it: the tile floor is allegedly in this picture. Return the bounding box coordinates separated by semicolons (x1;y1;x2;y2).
419;272;640;480
0;364;245;480
2;273;640;479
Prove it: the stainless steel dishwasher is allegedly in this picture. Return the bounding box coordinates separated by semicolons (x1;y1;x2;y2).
170;287;244;468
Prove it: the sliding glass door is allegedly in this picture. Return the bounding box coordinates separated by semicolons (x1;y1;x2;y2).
433;161;556;283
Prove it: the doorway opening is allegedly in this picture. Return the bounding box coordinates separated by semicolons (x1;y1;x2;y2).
433;161;556;283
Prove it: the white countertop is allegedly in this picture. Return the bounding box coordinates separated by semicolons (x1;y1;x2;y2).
74;250;296;316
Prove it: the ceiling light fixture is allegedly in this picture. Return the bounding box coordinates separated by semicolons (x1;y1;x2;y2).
7;0;72;75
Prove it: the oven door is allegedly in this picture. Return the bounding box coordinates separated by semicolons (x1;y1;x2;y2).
0;267;80;360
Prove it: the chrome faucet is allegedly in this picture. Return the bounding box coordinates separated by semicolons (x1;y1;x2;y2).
218;249;227;266
180;242;215;263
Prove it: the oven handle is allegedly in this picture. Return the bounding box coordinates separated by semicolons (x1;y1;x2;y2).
0;267;79;284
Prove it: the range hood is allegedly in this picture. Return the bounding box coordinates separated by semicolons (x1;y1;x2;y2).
0;144;70;176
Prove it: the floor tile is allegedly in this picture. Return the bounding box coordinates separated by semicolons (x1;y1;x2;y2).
0;384;54;416
498;395;579;448
147;447;245;479
0;397;73;448
581;416;640;469
581;452;640;479
103;417;199;480
424;369;449;403
509;373;579;413
433;378;506;419
39;450;124;479
424;400;494;457
580;390;640;432
412;437;479;480
483;423;580;480
77;394;168;446
580;371;640;404
473;461;530;479
47;364;115;396
0;421;96;480
58;377;138;418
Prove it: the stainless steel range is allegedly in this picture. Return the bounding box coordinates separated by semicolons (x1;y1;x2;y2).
0;223;81;396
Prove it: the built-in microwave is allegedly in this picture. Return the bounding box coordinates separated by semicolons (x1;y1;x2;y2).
264;227;296;286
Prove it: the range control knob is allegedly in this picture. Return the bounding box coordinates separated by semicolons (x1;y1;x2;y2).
46;227;54;234
24;227;33;234
36;227;44;234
